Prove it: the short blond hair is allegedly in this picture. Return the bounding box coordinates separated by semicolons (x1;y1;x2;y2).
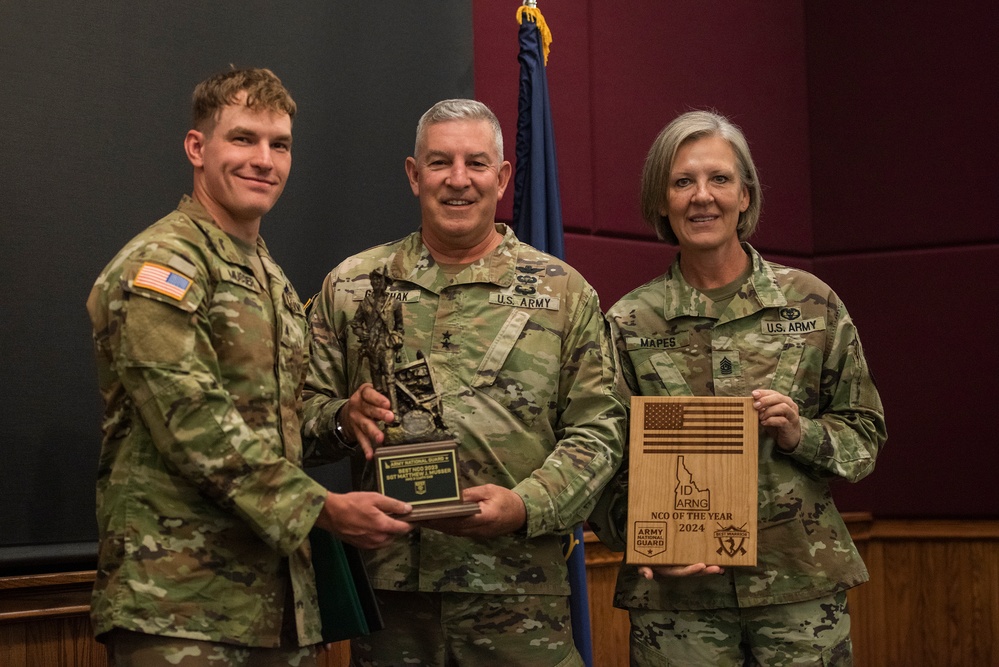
192;67;296;134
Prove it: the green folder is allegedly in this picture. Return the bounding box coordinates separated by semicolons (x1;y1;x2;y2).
309;528;384;643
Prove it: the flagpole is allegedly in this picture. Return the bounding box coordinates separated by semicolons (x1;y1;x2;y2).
513;5;592;665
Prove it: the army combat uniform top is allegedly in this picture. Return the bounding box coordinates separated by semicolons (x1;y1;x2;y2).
303;224;627;596
87;196;327;647
589;244;886;611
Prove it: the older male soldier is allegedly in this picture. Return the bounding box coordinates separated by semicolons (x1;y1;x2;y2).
87;68;413;667
302;99;627;666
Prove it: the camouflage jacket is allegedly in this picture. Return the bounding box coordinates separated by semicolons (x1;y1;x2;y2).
86;196;327;647
589;244;886;610
302;224;626;595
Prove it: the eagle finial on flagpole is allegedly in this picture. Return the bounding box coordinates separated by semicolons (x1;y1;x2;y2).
522;0;538;7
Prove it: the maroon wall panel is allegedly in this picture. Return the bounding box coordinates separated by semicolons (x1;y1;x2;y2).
565;234;675;307
806;2;999;517
474;1;812;256
815;246;999;517
587;2;812;253
475;2;997;519
474;2;593;229
806;2;999;252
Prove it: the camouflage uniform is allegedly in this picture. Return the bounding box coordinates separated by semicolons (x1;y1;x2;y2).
303;224;626;663
589;244;886;663
87;196;327;649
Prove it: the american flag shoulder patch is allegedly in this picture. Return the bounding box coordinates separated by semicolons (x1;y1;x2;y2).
133;262;192;301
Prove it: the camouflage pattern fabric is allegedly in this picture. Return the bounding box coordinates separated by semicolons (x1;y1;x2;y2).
302;224;627;596
106;630;317;666
87;196;327;648
351;590;584;666
629;591;852;666
589;244;887;611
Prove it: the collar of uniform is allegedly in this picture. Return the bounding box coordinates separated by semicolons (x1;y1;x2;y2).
177;194;258;270
661;243;787;320
742;243;787;309
387;223;518;293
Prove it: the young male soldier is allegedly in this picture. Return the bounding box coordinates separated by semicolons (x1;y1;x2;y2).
302;99;627;666
87;67;413;667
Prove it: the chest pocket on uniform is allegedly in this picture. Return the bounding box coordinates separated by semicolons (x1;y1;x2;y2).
209;264;272;376
631;350;693;396
277;285;308;382
471;309;559;427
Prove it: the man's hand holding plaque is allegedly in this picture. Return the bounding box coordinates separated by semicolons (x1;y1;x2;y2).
418;484;527;539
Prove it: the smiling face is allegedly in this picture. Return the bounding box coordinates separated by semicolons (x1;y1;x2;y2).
663;134;749;255
405;119;512;260
185;90;292;240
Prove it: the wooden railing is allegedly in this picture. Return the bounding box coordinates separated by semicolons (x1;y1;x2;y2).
0;571;104;666
846;517;999;666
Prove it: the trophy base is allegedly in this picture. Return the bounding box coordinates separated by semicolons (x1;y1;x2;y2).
376;440;481;521
401;501;481;521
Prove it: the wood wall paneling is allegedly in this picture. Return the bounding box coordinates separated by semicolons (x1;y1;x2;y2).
582;531;630;666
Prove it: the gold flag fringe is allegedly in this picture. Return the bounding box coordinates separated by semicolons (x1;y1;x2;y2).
516;6;553;65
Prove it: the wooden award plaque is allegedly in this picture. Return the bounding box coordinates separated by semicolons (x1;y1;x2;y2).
374;440;480;520
626;396;757;567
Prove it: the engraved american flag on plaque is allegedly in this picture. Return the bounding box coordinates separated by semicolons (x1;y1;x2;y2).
627;396;758;567
642;400;746;455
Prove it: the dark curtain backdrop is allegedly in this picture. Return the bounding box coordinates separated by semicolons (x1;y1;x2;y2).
0;2;474;572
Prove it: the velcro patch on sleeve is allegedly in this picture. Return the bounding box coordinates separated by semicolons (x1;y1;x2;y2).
133;262;192;301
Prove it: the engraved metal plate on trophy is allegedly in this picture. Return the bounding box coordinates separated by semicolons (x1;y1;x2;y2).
374;440;479;520
626;396;758;566
353;270;479;521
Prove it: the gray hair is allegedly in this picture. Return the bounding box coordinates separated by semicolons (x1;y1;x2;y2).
414;99;504;162
640;110;762;245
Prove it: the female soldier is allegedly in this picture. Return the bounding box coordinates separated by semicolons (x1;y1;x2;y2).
590;110;886;666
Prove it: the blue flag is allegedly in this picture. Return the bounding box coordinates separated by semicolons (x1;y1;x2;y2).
514;7;591;666
513;6;565;260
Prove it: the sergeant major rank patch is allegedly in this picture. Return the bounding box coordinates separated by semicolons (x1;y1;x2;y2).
133;262;192;300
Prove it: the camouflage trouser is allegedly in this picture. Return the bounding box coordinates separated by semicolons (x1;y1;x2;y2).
106;630;317;667
628;591;852;666
350;589;584;666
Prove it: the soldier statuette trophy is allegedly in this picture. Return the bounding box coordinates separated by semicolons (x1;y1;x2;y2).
353;269;480;520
